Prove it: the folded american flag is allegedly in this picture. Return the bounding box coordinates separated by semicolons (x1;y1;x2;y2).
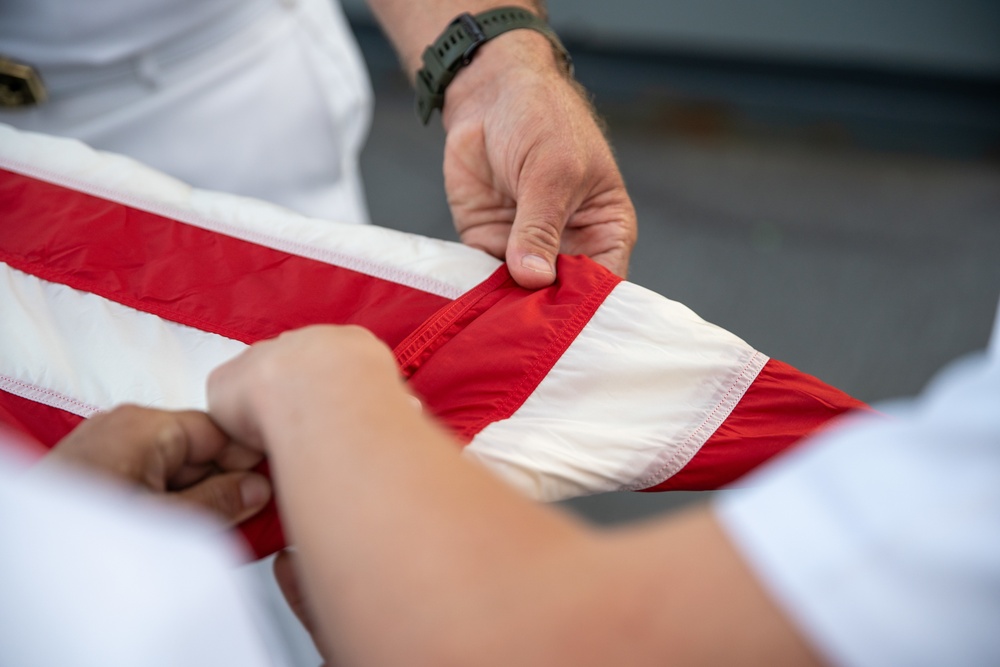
0;123;866;557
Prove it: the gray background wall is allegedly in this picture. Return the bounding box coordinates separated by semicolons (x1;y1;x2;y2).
341;0;1000;77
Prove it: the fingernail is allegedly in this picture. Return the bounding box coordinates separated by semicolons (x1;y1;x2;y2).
521;254;553;275
240;474;271;508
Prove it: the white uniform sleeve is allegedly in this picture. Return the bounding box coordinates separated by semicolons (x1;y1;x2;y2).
716;301;1000;667
0;448;292;667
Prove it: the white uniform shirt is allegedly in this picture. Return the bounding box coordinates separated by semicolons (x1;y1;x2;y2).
0;0;246;67
0;439;291;667
717;301;1000;666
0;0;373;222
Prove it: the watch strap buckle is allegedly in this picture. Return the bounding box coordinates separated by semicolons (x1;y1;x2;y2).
454;13;488;65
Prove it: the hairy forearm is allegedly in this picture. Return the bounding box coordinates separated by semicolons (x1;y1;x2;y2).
364;0;549;77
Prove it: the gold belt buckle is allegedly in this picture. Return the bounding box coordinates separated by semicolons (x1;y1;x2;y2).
0;57;47;108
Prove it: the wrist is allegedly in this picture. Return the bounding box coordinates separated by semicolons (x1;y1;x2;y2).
414;6;572;125
400;2;543;75
441;28;569;127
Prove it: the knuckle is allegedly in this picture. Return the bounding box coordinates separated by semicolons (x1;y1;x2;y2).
517;219;563;252
103;403;146;425
539;152;588;187
204;480;244;520
153;418;187;452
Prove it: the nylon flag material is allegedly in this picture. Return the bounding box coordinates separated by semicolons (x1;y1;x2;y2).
0;123;866;558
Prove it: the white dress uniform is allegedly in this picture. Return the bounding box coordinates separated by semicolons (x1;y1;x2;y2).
0;0;373;223
0;436;292;667
718;301;1000;667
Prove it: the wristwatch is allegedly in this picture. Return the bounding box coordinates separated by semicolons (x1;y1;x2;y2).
415;6;573;125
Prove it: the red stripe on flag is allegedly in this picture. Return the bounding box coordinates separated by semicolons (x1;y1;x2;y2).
647;358;870;490
0;168;449;347
399;256;622;441
0;389;81;454
395;266;513;378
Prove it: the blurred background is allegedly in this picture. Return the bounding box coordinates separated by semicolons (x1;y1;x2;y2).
342;0;1000;522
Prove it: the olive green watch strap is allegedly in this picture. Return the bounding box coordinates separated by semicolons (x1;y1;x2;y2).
415;6;573;125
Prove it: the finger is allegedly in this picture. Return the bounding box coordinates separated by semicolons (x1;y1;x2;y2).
169;410;233;466
274;550;313;631
213;441;266;472
168;462;215;489
160;412;263;485
175;470;271;526
168;448;263;489
506;213;562;289
166;453;261;490
275;550;335;662
589;243;631;278
206;353;268;451
506;162;580;289
150;410;239;491
564;206;636;280
456;221;513;261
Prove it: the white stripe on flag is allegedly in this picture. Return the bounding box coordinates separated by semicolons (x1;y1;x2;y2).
0;263;246;416
0;123;501;300
464;281;767;500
